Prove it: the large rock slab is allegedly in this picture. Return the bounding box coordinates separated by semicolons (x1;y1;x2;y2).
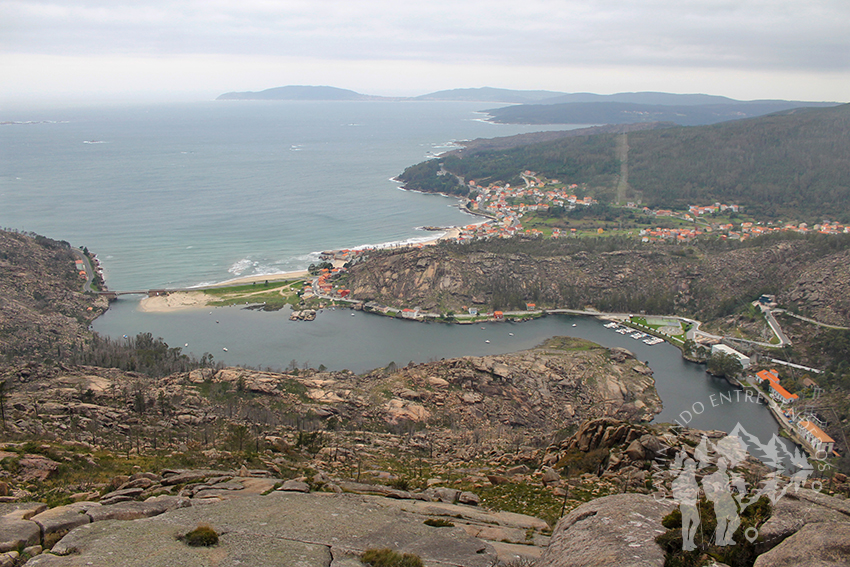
383;498;548;531
753;521;850;567
85;496;189;522
537;493;674;567
759;489;850;544
0;504;45;553
30;503;98;547
25;492;496;567
27;525;331;567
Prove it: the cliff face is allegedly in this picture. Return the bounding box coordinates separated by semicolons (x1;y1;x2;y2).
782;248;850;325
0;231;107;365
347;239;850;326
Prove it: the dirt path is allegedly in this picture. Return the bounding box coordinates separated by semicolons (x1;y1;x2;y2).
615;133;629;204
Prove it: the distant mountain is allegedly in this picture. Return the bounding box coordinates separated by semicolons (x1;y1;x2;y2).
215;86;841;128
216;85;392;101
484;100;840;127
414;87;567;104
537;92;740;106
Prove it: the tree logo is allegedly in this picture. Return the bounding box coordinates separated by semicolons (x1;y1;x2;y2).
667;424;818;552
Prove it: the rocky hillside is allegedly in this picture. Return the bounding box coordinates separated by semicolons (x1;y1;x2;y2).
3;416;848;566
2;337;659;473
0;230;107;365
347;236;850;327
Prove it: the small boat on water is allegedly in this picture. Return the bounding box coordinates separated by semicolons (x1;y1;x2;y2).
572;323;577;327
222;347;228;352
485;340;490;343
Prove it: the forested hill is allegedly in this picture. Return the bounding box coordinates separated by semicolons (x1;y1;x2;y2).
397;103;850;221
484;100;839;126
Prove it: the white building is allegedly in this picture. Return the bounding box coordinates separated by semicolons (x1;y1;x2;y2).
797;420;835;456
711;344;751;369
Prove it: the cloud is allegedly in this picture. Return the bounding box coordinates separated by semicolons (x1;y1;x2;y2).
4;0;849;69
2;0;848;101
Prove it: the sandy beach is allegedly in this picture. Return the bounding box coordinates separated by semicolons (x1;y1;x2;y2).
138;291;211;313
207;269;311;287
137;225;468;313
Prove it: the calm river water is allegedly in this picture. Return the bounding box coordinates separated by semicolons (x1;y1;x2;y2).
94;301;785;444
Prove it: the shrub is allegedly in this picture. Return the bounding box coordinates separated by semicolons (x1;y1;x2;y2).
361;547;424;567
181;523;219;547
387;477;411;491
423;518;455;527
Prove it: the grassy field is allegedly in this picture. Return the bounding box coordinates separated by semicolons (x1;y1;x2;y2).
202;280;306;310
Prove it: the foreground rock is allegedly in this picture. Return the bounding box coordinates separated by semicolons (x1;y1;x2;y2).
753;522;850;567
26;492;497;567
537;493;674;567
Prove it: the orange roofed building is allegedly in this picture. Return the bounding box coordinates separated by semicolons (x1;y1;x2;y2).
797;420;835;456
769;381;798;404
755;369;780;384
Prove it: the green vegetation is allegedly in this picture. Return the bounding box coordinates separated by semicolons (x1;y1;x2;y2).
396;159;467;196
656;496;772;567
202;279;304;310
486;100;833;127
71;332;213;377
361;548;424;567
400;104;850;221
400;134;618;195
541;337;601;352
474;482;566;528
423;518;455;527
180;524;220;547
706;353;744;380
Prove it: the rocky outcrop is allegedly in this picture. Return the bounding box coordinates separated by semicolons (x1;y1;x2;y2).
347;239;850;327
759;487;850;545
782;248;850;326
0;337;661;502
753;522;850;567
16;489;553;566
537;493;674;567
0;230;106;366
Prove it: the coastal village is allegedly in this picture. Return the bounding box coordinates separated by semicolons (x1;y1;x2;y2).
458;172;850;242
321;172;850;262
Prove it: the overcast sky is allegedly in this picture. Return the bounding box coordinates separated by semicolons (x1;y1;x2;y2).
2;0;848;105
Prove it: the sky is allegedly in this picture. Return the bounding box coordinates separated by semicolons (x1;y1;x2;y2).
2;0;849;105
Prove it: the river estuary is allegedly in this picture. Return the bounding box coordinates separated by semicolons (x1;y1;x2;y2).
94;300;787;447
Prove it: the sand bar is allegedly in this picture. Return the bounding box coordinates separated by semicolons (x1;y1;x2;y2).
136;225;465;314
208;269;311;287
139;291;210;313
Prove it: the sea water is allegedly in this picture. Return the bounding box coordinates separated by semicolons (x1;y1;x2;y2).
2;101;789;445
1;100;573;290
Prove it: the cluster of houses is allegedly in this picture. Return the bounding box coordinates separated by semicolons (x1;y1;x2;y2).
457;175;597;241
753;369;836;457
688;203;741;216
311;267;350;299
643;204;850;242
460;173;850;244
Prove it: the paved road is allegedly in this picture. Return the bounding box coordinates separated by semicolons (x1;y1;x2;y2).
763;308;791;346
772;309;850;331
71;247;96;293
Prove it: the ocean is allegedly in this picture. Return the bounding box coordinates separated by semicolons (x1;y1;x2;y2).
1;100;791;443
1;100;573;290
